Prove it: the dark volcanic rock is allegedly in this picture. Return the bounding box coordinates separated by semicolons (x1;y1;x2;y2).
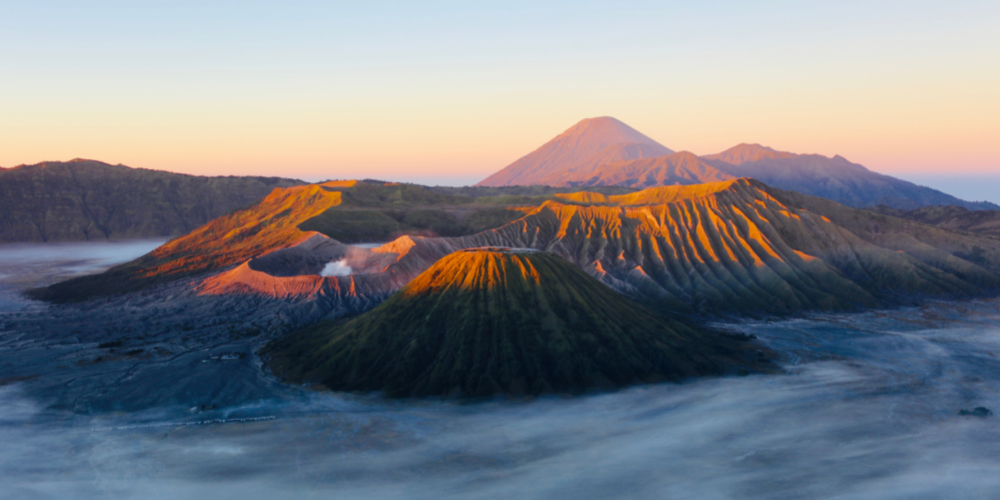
959;407;993;418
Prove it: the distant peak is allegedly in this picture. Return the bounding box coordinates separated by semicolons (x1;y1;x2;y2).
475;116;673;187
703;143;796;165
559;116;650;140
672;151;700;159
577;116;622;125
727;143;779;154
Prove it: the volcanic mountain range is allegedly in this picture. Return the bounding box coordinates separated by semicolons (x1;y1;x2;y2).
477;117;996;211
10;119;1000;399
35;178;1000;318
28;175;1000;398
2;117;994;245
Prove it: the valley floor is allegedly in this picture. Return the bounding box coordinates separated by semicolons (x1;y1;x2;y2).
1;242;999;499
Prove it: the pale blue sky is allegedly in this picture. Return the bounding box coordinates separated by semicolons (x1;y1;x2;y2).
1;1;998;197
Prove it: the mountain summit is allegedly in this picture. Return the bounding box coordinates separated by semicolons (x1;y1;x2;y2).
475;117;674;187
474;117;996;210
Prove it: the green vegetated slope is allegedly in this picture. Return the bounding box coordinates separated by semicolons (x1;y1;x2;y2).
769;187;1000;278
0;159;303;242
263;249;764;397
283;181;647;251
297;181;637;242
296;181;511;241
870;205;1000;239
430;183;637;199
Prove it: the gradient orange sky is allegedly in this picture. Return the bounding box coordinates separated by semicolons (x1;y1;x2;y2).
2;1;998;185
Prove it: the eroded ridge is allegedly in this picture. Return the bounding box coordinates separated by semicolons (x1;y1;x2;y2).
36;178;1000;318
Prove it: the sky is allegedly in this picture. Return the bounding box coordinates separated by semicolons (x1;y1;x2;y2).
1;0;998;187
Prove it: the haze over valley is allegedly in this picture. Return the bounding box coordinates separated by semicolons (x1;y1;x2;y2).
3;241;999;499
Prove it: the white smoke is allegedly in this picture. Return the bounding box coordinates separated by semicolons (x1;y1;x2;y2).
320;258;353;277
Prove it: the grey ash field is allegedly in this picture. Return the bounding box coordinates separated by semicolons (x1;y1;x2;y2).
2;242;1000;499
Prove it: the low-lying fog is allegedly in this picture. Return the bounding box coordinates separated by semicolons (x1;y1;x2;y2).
0;240;166;312
1;242;999;499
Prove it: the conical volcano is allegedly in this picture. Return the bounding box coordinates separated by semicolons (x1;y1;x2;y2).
476;117;674;187
264;248;762;397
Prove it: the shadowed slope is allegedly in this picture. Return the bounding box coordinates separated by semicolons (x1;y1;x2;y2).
452;179;1000;314
263;249;762;397
554;179;740;205
703;150;997;210
476;117;674;187
870;205;1000;238
0;159;303;242
29;183;345;302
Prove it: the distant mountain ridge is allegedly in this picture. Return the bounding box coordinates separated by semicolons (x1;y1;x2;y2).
702;143;796;165
702;145;997;211
476;119;997;211
0;159;304;243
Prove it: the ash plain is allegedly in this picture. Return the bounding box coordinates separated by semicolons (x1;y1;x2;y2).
1;241;999;499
